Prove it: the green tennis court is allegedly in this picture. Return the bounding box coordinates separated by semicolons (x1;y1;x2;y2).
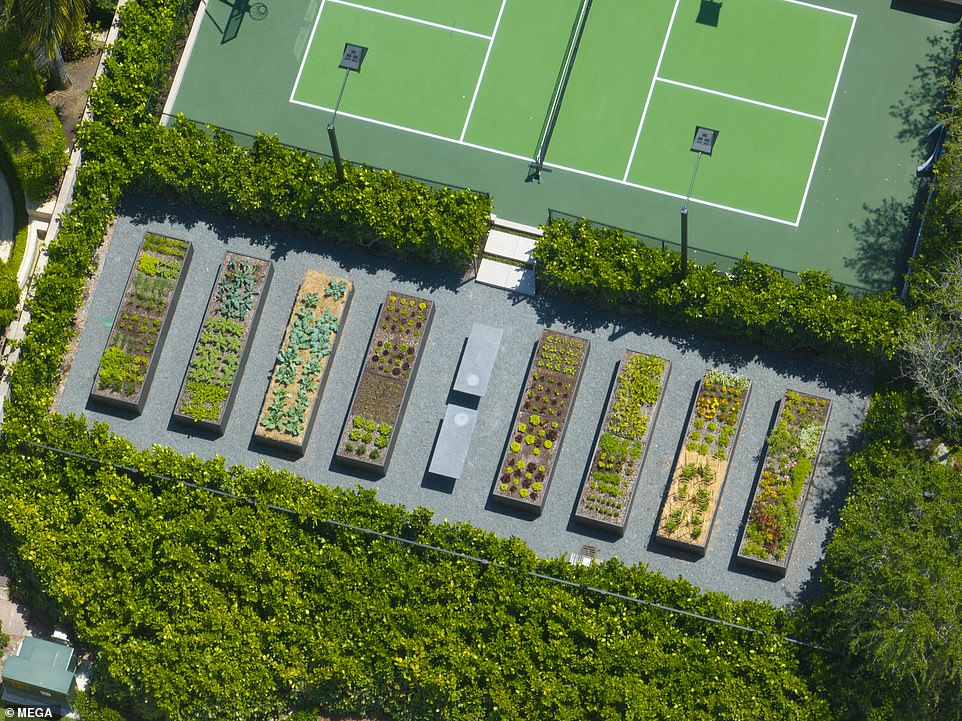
290;0;855;224
166;0;955;289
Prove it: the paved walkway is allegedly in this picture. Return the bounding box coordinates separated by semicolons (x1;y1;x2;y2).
54;195;871;609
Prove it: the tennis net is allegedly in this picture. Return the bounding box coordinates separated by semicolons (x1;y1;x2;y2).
532;0;593;178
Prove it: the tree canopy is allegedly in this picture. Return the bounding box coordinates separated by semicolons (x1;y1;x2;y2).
3;0;86;88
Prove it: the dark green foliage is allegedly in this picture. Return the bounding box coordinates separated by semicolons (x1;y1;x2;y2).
909;75;962;289
134;121;491;269
85;0;118;28
0;414;834;721
73;692;129;721
61;20;98;61
0;264;20;329
816;393;962;721
0;23;67;199
535;218;906;364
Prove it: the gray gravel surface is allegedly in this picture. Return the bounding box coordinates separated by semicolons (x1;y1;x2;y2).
56;198;872;608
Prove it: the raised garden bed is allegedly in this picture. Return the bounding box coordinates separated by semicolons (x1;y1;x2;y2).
491;329;589;515
736;390;832;577
334;291;435;474
253;270;353;456
171;252;273;435
573;350;670;535
89;233;193;414
655;370;751;556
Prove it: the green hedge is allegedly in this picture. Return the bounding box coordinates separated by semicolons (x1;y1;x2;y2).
535;218;907;364
0;0;890;718
134;120;491;269
908;72;962;293
812;392;962;721
0;414;832;721
0;24;67;200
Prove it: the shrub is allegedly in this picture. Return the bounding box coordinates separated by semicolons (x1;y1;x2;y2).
0;25;67;200
134;120;491;269
534;218;905;364
0;265;20;330
86;0;118;28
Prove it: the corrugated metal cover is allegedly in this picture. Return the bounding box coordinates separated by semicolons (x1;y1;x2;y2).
2;637;75;696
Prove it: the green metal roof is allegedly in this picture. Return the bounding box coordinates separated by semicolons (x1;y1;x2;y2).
2;637;76;696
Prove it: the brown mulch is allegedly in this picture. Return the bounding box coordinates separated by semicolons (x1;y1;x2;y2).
45;46;103;151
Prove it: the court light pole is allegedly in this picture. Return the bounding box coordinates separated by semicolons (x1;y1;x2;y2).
328;43;368;182
680;126;719;278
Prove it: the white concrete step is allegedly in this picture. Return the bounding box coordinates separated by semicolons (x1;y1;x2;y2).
476;258;536;296
490;214;543;237
484;229;537;266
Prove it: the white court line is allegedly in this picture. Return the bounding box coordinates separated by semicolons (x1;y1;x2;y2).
795;12;857;225
544;160;798;225
623;0;681;182
290;96;799;225
290;0;329;103
328;0;492;39
290;0;848;225
783;0;857;19
461;0;507;141
655;77;826;121
290;98;535;163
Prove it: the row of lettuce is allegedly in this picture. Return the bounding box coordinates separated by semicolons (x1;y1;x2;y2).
0;1;942;720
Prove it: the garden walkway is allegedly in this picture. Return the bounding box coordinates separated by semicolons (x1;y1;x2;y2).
55;196;872;608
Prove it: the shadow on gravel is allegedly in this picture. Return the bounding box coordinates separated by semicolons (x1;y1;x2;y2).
784;430;862;608
526;288;871;397
121;194;467;294
84;397;140;422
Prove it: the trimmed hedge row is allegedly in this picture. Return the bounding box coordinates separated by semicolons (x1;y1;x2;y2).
134;120;491;269
535;218;907;364
3;0;174;440
0;413;832;721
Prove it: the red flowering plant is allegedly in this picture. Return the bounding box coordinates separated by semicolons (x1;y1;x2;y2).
741;390;830;562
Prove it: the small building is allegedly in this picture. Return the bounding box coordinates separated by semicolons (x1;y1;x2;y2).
1;635;78;716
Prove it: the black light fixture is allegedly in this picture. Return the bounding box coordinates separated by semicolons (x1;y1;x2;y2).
328;43;368;182
680;125;718;278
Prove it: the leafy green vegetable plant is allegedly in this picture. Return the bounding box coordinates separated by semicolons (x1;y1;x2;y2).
575;351;667;527
177;253;270;425
93;235;189;401
741;391;830;563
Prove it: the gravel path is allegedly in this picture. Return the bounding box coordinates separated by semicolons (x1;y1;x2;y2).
56;197;872;608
